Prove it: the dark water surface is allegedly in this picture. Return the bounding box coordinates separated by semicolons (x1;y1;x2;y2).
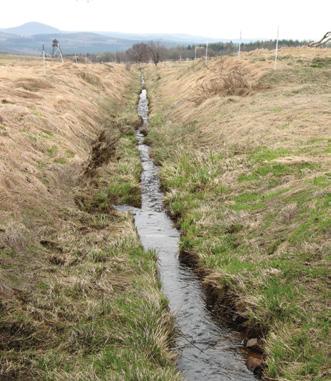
117;86;256;381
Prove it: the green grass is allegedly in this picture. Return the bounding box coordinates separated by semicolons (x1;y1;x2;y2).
259;65;331;88
0;76;179;381
251;147;290;162
146;68;331;380
29;237;179;381
91;111;142;211
311;57;331;68
47;144;58;157
310;174;331;187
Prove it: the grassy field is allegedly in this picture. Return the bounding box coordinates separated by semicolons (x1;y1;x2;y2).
0;57;179;380
145;48;331;380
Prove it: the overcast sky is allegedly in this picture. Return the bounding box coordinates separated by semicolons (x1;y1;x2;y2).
1;0;330;40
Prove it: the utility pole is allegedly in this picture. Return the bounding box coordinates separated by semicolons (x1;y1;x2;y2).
238;30;242;57
274;26;279;70
195;46;198;60
42;44;46;75
205;42;208;63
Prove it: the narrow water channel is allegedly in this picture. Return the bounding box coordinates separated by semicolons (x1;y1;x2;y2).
118;83;256;381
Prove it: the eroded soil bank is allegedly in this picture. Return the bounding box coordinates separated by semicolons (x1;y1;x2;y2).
144;48;331;381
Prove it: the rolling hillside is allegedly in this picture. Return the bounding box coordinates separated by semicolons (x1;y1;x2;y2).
3;21;61;36
0;22;224;55
0;31;136;55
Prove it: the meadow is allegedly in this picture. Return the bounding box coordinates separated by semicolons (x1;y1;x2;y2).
145;47;331;381
0;57;179;380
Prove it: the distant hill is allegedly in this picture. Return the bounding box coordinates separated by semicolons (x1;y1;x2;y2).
0;32;137;55
99;32;221;44
3;22;61;36
0;22;233;55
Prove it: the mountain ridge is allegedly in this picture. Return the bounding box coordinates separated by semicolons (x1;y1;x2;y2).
0;22;250;55
1;22;223;43
3;21;61;36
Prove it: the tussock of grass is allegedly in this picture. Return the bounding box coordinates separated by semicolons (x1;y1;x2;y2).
145;47;331;380
192;59;261;104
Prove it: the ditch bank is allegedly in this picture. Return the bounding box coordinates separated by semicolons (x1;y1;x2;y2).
141;54;331;381
117;80;260;380
0;69;179;379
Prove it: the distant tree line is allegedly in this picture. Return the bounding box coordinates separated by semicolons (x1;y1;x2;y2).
208;39;309;54
67;39;313;64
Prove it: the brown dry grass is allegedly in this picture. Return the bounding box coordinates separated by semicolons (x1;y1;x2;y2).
145;47;331;381
0;57;131;297
149;48;330;154
0;58;129;219
0;57;180;380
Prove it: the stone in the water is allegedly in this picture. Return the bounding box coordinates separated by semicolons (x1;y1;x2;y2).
246;354;264;375
246;338;258;348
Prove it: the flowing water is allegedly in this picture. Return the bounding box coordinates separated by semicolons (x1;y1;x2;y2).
117;84;256;380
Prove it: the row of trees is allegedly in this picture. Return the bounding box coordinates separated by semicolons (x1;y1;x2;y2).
126;42;165;65
69;39;311;64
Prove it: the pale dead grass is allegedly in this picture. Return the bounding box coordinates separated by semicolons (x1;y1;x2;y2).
0;55;133;321
0;58;131;222
150;47;330;156
145;47;331;380
0;58;179;379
